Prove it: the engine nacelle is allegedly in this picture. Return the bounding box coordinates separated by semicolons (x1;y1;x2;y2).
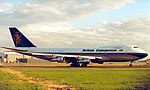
91;57;104;64
78;58;90;64
51;56;64;63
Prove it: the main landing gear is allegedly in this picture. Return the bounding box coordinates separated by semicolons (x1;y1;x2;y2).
81;63;87;67
70;62;88;67
70;62;80;67
129;61;133;67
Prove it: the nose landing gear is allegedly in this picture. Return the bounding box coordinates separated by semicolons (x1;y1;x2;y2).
129;61;133;67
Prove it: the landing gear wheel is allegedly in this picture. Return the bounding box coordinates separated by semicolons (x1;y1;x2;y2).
129;61;133;67
129;63;132;67
81;63;87;67
70;63;80;67
70;63;74;67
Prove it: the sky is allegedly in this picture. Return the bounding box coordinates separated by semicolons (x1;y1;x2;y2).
0;0;150;57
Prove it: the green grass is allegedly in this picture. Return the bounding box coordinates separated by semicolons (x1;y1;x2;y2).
0;69;45;90
15;68;150;90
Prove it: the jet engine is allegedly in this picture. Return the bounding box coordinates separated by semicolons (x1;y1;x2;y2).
51;56;64;63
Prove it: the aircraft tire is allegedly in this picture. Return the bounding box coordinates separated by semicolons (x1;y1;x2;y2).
70;63;80;67
81;63;87;67
129;63;132;67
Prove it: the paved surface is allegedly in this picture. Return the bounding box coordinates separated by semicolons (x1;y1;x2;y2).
1;65;150;68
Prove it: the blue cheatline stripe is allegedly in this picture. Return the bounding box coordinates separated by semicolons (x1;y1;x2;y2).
33;52;148;59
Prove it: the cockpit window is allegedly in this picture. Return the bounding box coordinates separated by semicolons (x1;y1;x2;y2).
134;46;138;48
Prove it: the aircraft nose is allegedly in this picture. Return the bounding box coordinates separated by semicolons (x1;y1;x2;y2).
140;53;148;58
145;53;148;57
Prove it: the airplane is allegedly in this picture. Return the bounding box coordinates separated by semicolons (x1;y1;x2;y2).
134;59;147;63
1;27;148;67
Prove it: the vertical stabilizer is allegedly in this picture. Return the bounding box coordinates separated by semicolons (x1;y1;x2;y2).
9;27;36;47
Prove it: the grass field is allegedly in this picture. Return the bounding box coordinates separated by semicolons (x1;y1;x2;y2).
14;68;150;90
0;69;45;90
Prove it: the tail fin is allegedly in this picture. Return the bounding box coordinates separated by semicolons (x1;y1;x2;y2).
9;27;36;47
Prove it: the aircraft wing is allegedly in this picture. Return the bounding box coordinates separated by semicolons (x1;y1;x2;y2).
1;47;53;60
1;47;28;52
2;47;104;64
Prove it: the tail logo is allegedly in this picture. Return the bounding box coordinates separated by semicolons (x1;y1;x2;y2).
14;32;21;46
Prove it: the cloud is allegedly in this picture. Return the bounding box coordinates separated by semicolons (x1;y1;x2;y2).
12;16;149;49
1;16;150;48
0;0;135;26
0;1;13;13
95;17;150;45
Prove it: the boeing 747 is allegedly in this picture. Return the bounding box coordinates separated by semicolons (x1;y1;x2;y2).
2;27;148;67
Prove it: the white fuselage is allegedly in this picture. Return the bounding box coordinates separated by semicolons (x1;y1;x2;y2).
20;45;148;62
